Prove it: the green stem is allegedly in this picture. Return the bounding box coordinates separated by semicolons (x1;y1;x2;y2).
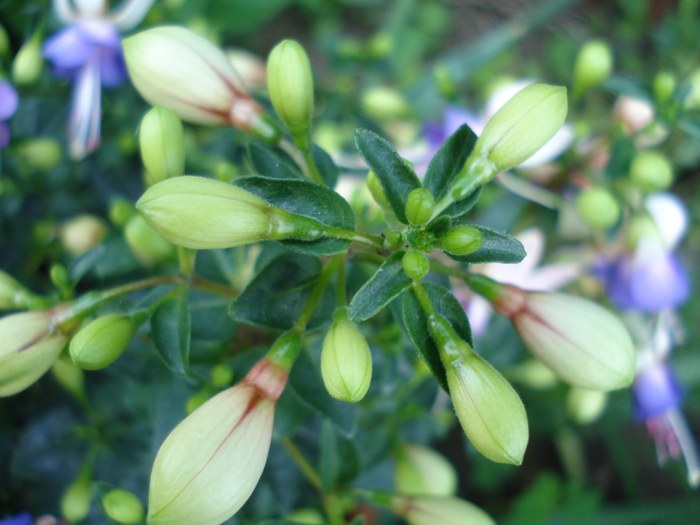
281;438;324;493
294;254;343;331
336;253;347;307
322;226;386;251
190;276;238;297
177;246;195;277
428;260;502;301
279;138;324;185
303;148;325;185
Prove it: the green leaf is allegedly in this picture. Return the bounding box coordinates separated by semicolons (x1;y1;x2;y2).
312;144;339;188
354;129;422;224
440;186;481;219
423;124;477;203
319;419;362;491
150;285;191;375
402;282;473;393
604;137;636;180
678;117;700;142
234;176;355;256
347;251;412;322
248;142;303;179
446;223;526;264
229;252;334;331
70;237;142;282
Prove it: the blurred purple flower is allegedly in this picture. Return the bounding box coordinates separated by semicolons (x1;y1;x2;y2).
0;513;32;525
0;80;19;149
43;0;154;159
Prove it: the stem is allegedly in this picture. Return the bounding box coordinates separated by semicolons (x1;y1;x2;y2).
294;254;342;331
496;171;562;209
336;254;347;307
190;276;238;297
279;138;324;185
177;246;195;277
428;260;502;301
281;438;324;493
303;148;325;186
322;226;386;251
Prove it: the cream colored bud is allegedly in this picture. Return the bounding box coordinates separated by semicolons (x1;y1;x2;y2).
395;444;458;496
124;214;176;265
567;387;608;425
69;313;138;370
60;215;107;257
139;106;185;185
321;314;372;402
394;495;496;525
361;86;410;121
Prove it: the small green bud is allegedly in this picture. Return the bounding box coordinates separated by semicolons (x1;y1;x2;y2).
629;150;674;192
685;68;700;109
438;226;483;255
61;477;93;523
654;71;676;105
395;444;458;497
124;214;176;265
402;251;430;281
405;189;435;225
567;387;607;425
51;353;86;402
140;106;185;186
386;231;403;247
50;263;72;297
69;314;138;370
367;170;390;209
267;40;314;149
0;25;9;56
211;363;234;387
575;187;620;230
109;198;136;227
321;312;373;402
572;39;613;96
214;161;237;181
186;392;210;414
17;138;63;171
361;86;410;121
12;33;43;85
286;508;325;525
101;489;145;525
60;215;107;257
393;495;495;525
471;84;567;173
508;359;558;391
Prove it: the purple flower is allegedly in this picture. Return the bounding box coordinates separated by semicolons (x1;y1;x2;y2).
0;80;19;150
43;0;154;159
0;513;32;525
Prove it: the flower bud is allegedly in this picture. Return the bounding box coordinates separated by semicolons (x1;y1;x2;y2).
470;83;567;173
0;309;70;397
124;214;176;265
124;27;280;142
267;40;314;148
629;150;674;193
109;198;136;227
137;176;327;250
394;444;458;497
69;313;140;370
367;170;390;210
148;357;288;525
0;24;9;56
12;33;43;85
654;71;676;105
392;495;495;525
17;138;63;171
0;270;35;311
361;86;410;121
211;363;234;387
402;251;430;281
575;187;620;230
61;477;93;523
437;226;484;255
567;387;607;425
321;311;372;402
60;215;107;257
405;189;435;226
139;106;185;186
287;508;324;524
493;287;635;391
101;489;144;525
51;353;87;402
572;40;613;96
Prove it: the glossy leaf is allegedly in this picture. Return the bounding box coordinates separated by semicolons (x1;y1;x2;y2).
319;419;362;491
248;141;303;179
312;144;339;188
446;223;526;264
347;251;412;322
354;129;422;224
604;137;636;181
423;124;477;203
150;285;191;375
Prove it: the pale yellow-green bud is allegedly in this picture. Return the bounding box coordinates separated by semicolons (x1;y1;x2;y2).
267;40;314;149
61;477;93;523
0;309;69;397
140;106;185;186
101;489;145;525
109;198;136;227
654;71;676;105
286;508;325;524
17;138;63;171
572;39;613;96
69;313;139;370
393;495;495;525
51;353;86;402
124;214;176;265
361;86;410;121
405;188;434;226
470;84;567;173
321;312;372;402
567;387;608;425
211;363;234;387
685;68;700;109
60;215;107;257
402;251;430;281
575;187;620;230
629;150;674;193
12;33;43;85
437;226;484;256
185;392;210;414
394;444;458;497
508;359;559;391
367;170;390;210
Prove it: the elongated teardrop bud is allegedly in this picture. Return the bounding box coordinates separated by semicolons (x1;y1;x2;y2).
69;313;143;370
140;106;185;186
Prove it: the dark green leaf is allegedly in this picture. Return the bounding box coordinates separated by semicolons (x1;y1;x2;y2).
446;223;526;264
248;142;303;179
312;144;339;188
234;176;355;256
319;419;362;491
402;282;473;392
440;186;481;219
229;252;334;330
678;117;700;142
150;285;191;375
347;251;412;322
354;129;422;223
604;137;636;180
70;237;142;282
423;124;477;202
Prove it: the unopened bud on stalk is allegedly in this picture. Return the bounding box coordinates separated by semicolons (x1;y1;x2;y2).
361;86;410;121
367;170;390;210
394;444;458;497
0;308;71;397
109;198;136;227
60;475;93;523
575;187;620;230
17;138;62;171
69;313;143;370
405;189;435;226
321;309;372;402
60;215;107;257
491;284;635;391
124;27;280;143
629;150;674;193
267;40;314;150
567;387;608;425
12;33;43;85
402;251;430;281
437;226;483;255
392;494;495;525
137;176;331;250
572;40;613;96
140;106;185;186
654;71;676;105
124;214;176;265
101;489;144;525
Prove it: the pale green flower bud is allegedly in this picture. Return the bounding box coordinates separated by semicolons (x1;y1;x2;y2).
0;25;9;56
405;188;434;226
572;40;613;97
361;86;410;121
267;40;314;149
367;170;390;210
629;150;674;192
69;313;140;370
124;214;176;265
575;187;620;230
101;489;145;525
137;176;328;250
211;363;234;387
12;33;43;85
567;387;608;425
321;311;372;402
17;138;63;171
394;444;458;497
437;226;484;255
124;27;280;142
402;251;430;281
109;198;136;228
471;84;567;173
0;270;35;310
392;495;495;525
61;476;93;523
0;309;70;397
60;215;107;257
148;357;289;525
140;106;185;186
654;71;676;105
185;392;210;414
494;287;635;391
51;353;87;402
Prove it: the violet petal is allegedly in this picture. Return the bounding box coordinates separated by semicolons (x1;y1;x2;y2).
43;25;96;69
0;81;19;121
634;361;683;421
